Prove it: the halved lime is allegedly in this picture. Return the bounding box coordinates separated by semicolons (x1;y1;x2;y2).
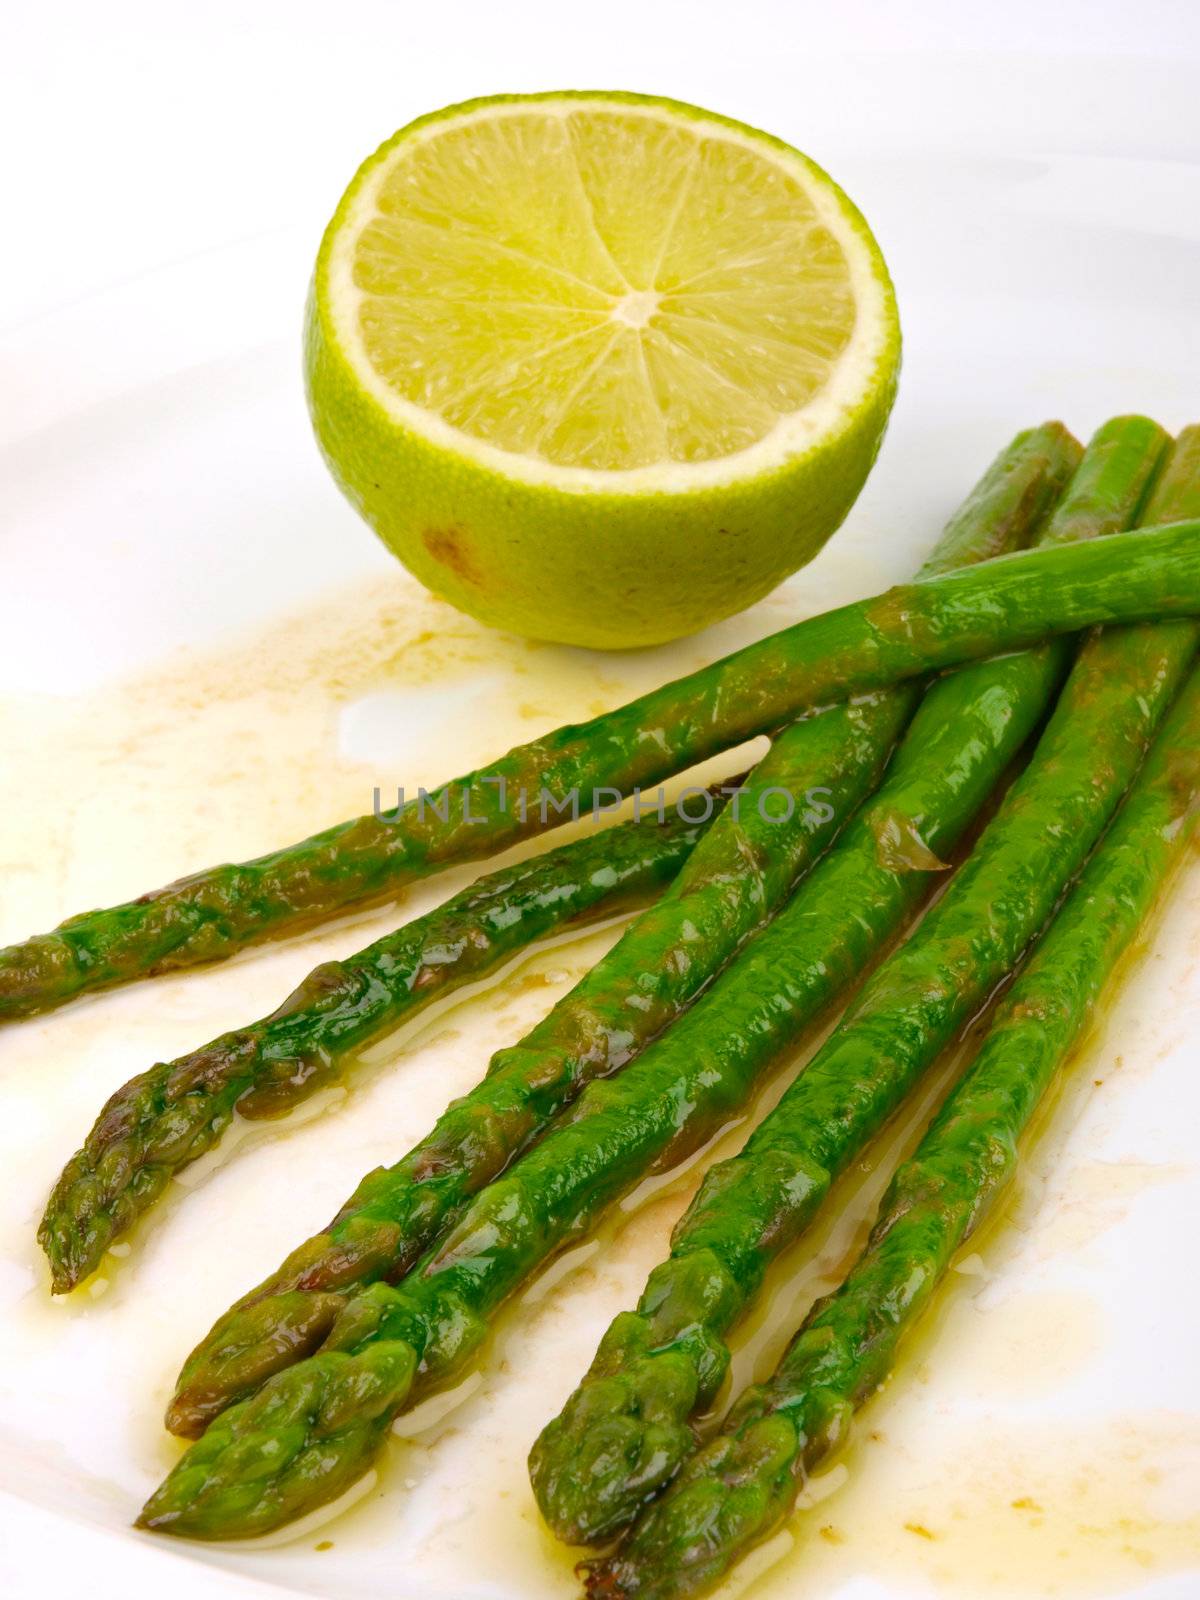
306;92;899;647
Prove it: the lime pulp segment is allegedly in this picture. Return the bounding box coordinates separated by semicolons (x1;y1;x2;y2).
334;102;862;473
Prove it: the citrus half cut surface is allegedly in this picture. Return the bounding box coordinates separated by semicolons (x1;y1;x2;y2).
306;91;899;647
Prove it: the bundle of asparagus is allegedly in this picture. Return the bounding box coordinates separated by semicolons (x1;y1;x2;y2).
150;422;1067;1443
585;653;1200;1600
39;423;1073;1300
9;415;1199;1591
533;413;1186;1544
584;432;1200;1600
131;418;1192;1541
132;428;1070;1528
38;789;734;1293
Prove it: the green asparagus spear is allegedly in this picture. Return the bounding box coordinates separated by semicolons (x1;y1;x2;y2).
27;422;1200;1024
585;660;1200;1600
161;426;1069;1437
138;431;1097;1537
38;793;736;1295
537;417;1200;1546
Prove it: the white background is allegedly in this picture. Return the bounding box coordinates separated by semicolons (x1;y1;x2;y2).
2;0;1196;326
4;0;1200;683
4;0;1200;677
2;5;1200;1600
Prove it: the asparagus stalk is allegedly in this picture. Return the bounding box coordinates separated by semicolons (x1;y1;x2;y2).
38;793;736;1294
28;423;1200;1022
585;660;1200;1600
160;425;1068;1438
137;430;1094;1537
529;413;1181;1544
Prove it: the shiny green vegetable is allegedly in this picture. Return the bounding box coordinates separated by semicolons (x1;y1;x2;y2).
38;794;736;1294
585;660;1200;1600
161;425;1070;1440
530;413;1176;1545
29;421;1200;1024
163;698;907;1438
138;431;1084;1536
134;640;1065;1540
39;430;1079;1297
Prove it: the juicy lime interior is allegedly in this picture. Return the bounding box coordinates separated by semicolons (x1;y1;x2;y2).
342;104;858;471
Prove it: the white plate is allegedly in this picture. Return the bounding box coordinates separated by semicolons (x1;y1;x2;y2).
3;23;1200;1600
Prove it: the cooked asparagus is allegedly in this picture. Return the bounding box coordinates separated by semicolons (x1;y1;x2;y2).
163;698;914;1435
133;626;1062;1539
161;425;1067;1436
583;659;1200;1600
38;792;733;1293
137;430;1096;1535
530;413;1178;1544
46;427;1079;1293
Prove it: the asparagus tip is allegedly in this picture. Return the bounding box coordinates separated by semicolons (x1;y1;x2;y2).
162;1396;212;1441
531;1400;700;1547
40;1227;92;1296
165;1288;350;1438
143;1343;417;1541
